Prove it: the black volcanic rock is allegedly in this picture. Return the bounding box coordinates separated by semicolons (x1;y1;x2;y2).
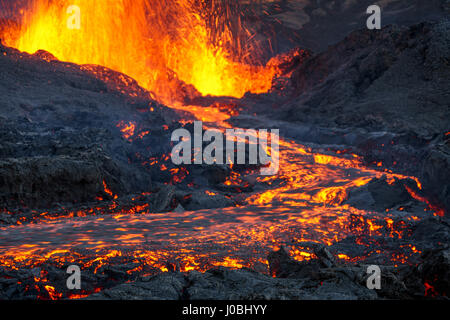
0;43;178;209
87;266;377;300
419;247;450;296
420;140;450;213
239;18;450;215
85;247;450;300
0;152;125;208
279;19;450;136
255;0;449;54
346;176;419;212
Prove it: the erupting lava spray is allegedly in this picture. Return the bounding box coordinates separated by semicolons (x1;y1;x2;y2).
2;0;277;104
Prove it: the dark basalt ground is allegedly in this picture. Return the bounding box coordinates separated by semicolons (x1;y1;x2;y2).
90;248;450;300
0;44;242;223
2;245;448;300
237;18;450;215
236;0;449;61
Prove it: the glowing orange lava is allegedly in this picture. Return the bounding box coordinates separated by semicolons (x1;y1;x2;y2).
3;0;276;105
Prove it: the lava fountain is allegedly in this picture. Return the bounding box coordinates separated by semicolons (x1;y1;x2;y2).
2;0;277;105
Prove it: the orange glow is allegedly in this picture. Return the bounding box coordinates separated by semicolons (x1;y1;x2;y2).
404;185;444;217
116;121;136;141
67;288;102;300
290;249;316;262
424;281;438;297
314;154;362;167
169;104;233;123
102;180;118;200
44;285;63;300
212;257;246;269
3;0;277;105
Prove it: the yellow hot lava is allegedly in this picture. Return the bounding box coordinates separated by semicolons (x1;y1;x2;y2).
3;0;276;105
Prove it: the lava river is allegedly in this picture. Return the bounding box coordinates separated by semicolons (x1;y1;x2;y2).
0;105;434;276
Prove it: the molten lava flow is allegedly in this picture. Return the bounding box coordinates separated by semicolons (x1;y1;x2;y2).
0;0;446;301
3;0;276;105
